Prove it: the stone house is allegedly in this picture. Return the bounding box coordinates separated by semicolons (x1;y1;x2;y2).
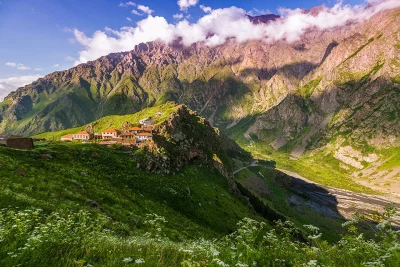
0;135;34;149
136;132;153;142
102;129;119;139
73;131;92;140
143;120;156;127
60;134;74;141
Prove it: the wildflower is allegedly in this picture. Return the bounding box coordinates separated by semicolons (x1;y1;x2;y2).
122;257;133;263
308;233;322;240
213;259;230;267
304;260;318;266
236;262;248;267
135;258;145;264
213;251;220;256
303;225;320;232
364;260;384;267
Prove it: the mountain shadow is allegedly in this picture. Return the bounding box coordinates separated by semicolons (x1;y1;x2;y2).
233;164;346;240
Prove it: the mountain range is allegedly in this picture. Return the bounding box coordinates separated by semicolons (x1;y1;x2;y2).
1;7;400;193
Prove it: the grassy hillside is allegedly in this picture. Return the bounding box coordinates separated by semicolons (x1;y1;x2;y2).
0;142;258;239
1;143;400;266
34;102;180;140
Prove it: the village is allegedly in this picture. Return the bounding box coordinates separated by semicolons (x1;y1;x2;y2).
0;114;162;150
60;117;157;148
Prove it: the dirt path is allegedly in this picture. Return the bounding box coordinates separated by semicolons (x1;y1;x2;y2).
233;161;258;175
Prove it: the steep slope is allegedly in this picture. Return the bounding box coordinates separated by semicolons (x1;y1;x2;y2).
239;8;400;194
1;7;400;193
0;104;258;240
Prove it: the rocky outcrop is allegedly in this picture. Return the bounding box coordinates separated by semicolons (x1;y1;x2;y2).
133;105;251;179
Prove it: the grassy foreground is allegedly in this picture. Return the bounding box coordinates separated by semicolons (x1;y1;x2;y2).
1;207;400;266
1;142;400;266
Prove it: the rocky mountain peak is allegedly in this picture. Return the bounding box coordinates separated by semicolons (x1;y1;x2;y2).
246;14;281;24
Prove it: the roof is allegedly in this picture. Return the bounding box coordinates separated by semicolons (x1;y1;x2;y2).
143;120;156;125
137;132;153;137
129;127;142;131
0;135;30;140
75;131;90;135
0;134;12;141
61;134;73;138
102;129;118;133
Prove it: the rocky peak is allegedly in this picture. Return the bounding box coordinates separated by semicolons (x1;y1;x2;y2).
134;104;250;176
247;14;280;24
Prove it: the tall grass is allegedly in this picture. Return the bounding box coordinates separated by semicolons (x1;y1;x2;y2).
1;208;399;266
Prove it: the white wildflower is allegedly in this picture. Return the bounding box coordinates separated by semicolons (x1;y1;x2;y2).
303;225;320;232
308;233;322;240
213;258;230;267
135;258;145;264
122;257;133;263
304;260;318;266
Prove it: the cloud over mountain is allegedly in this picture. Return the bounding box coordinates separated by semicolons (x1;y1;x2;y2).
0;75;43;101
73;0;400;65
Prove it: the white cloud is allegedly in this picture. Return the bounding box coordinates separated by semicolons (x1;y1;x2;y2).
6;62;34;70
73;16;175;65
53;64;60;67
0;75;43;101
127;17;132;22
34;68;43;71
200;5;212;13
173;13;184;20
64;56;75;61
132;9;143;16
247;8;270;16
72;0;400;65
5;62;17;67
137;5;153;15
119;2;136;7
178;0;199;11
17;65;31;70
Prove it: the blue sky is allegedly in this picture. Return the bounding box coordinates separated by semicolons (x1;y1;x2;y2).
0;0;388;100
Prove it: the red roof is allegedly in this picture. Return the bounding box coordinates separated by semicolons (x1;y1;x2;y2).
129;127;142;131
102;129;118;133
75;131;90;135
137;132;153;137
61;134;73;138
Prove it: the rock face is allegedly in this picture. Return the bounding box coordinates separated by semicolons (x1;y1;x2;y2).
0;8;400;174
134;104;251;178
